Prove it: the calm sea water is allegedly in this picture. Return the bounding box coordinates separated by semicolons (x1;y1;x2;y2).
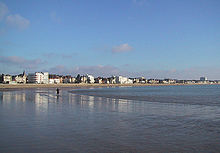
0;85;220;152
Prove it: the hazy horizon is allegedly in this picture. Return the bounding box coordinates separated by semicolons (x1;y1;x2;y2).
0;0;220;80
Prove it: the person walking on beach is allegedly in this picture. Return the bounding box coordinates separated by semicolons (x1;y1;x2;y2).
56;88;60;95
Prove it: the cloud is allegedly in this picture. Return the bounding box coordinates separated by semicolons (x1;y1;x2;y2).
43;52;74;59
73;65;121;76
61;54;73;59
0;2;30;31
47;65;70;74
0;56;45;69
46;65;122;77
6;14;30;30
46;65;220;80
133;67;220;80
112;43;133;53
1;55;220;79
0;40;19;47
0;2;8;21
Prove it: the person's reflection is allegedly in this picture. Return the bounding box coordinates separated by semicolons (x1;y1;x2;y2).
56;94;59;100
0;92;3;102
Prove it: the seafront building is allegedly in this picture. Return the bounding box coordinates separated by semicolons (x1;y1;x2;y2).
0;74;12;84
148;79;160;84
49;74;61;84
49;74;76;84
14;71;27;84
200;77;208;81
162;79;176;84
116;76;133;84
86;74;95;84
176;80;196;84
74;74;95;84
28;72;49;84
109;76;117;84
63;75;72;83
80;75;88;83
95;77;103;84
0;72;219;85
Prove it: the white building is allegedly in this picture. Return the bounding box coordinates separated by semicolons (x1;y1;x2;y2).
95;77;102;84
86;74;95;84
109;76;117;84
164;79;176;84
116;76;133;84
15;71;27;84
49;78;60;84
63;76;72;83
28;72;49;84
71;77;76;83
0;74;12;84
200;77;208;81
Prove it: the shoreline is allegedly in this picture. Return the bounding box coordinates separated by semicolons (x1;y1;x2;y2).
0;83;219;90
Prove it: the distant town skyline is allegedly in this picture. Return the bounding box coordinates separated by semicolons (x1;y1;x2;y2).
1;71;218;85
0;0;220;79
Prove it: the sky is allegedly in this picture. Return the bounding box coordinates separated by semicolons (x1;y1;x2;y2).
0;0;219;79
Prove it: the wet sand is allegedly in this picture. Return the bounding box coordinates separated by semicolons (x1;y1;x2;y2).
0;83;216;89
0;85;220;152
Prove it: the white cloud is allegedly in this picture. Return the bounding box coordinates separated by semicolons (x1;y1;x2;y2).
47;65;220;80
43;52;74;59
0;2;30;31
1;58;220;80
6;14;30;29
0;56;45;69
112;43;133;53
0;2;8;21
131;67;220;80
47;65;70;74
46;65;220;80
73;65;121;76
46;65;122;77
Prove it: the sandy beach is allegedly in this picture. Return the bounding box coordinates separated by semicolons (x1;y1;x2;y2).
0;83;217;89
1;84;220;153
0;83;169;89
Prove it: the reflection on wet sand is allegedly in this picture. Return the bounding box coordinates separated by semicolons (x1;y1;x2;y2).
0;89;134;114
75;93;132;113
1;88;220;120
0;89;57;112
1;91;26;103
1;87;220;153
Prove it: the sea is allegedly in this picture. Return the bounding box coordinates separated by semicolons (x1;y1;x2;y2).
0;85;220;152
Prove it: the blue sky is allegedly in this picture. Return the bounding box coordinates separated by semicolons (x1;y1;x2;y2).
0;0;220;79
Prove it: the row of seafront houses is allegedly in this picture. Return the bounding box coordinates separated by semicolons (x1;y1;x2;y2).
0;71;220;85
